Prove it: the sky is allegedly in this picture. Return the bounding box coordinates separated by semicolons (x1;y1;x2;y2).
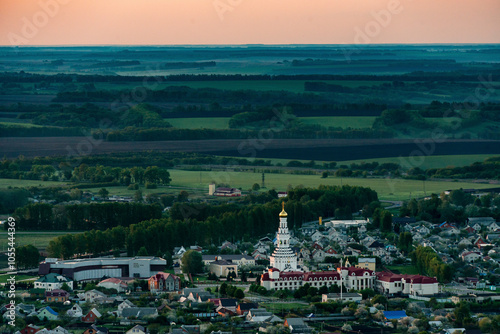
1;0;499;46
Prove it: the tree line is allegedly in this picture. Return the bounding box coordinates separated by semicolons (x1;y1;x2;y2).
45;185;378;258
102;126;392;142
3;71;497;84
399;190;500;224
0;159;171;186
13;202;162;231
424;157;500;180
411;246;453;282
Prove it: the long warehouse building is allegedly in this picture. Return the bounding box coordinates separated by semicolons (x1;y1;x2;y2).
39;257;166;281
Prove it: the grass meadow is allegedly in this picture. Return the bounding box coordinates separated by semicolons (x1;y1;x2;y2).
262;302;310;313
299;116;375;129
165;117;230;129
164;116;376;130
94;80;389;93
1;158;496;202
95;170;496;201
0;231;84;250
0;179;68;189
386;265;420;275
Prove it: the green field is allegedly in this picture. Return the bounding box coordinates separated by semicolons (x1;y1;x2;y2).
300;116;375;129
0;274;34;283
337;154;500;170
95;80;389;93
386;265;420;275
262;302;310;313
0;179;67;189
214;154;499;170
164;116;375;130
166;118;230;129
0;231;83;250
0;119;46;128
164;170;496;201
19;169;493;201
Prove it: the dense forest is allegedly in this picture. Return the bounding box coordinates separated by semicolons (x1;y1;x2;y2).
399;190;500;223
43;185;378;258
13;202;162;230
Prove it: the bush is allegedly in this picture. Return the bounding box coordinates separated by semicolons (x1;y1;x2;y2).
128;183;139;190
145;182;157;189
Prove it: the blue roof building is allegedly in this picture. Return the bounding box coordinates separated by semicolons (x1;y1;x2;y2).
383;310;407;320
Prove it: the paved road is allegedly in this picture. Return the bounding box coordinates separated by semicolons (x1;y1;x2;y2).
380;200;403;209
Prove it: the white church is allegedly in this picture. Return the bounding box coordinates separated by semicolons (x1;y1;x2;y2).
261;203;376;292
269;203;298;272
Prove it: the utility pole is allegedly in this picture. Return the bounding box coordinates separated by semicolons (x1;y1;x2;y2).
261;172;265;188
339;258;343;303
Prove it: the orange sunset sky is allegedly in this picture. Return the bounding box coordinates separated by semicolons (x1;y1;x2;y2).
1;0;499;46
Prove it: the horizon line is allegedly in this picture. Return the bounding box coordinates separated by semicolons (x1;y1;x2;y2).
1;42;500;48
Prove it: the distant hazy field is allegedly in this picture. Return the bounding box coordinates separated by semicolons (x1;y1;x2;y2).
227;154;499;170
166;117;230;129
337;154;499;169
165;170;496;201
94;80;389;93
300;116;375;129
0;179;67;189
164;116;376;130
0;231;83;250
8;170;489;201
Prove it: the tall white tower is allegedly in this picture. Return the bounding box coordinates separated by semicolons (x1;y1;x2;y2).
270;202;298;272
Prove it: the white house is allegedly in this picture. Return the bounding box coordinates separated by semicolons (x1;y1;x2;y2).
311;249;327;262
376;272;439;296
310;231;324;242
413;233;423;242
261;266;375;292
34;273;73;291
66;304;83;318
461;251;482;262
117;300;135;316
322;292;362;303
458;239;472;247
50;326;70;334
487;222;500;232
98;278;129;293
441;228;460;237
126;325;147;334
358;225;367;234
85;289;107;303
417;226;430;235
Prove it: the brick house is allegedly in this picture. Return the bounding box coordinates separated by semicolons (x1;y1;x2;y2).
45;289;69;303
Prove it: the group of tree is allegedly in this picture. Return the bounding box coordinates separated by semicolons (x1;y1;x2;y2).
0;188;30;213
0;157;171;186
13;202;162;231
399;190;500;224
70;164;171;185
45;185;378;258
0;153;274;182
15;245;40;269
103;125;392;142
411;246;453;282
371;208;393;233
4;71;495;85
424;157;500;180
228;107;297;128
181;250;203;274
220;283;244;299
397;232;413;254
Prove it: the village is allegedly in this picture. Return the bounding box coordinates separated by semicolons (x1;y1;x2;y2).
2;205;500;334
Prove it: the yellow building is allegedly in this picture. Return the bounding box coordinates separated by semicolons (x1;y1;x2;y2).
357;258;376;272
